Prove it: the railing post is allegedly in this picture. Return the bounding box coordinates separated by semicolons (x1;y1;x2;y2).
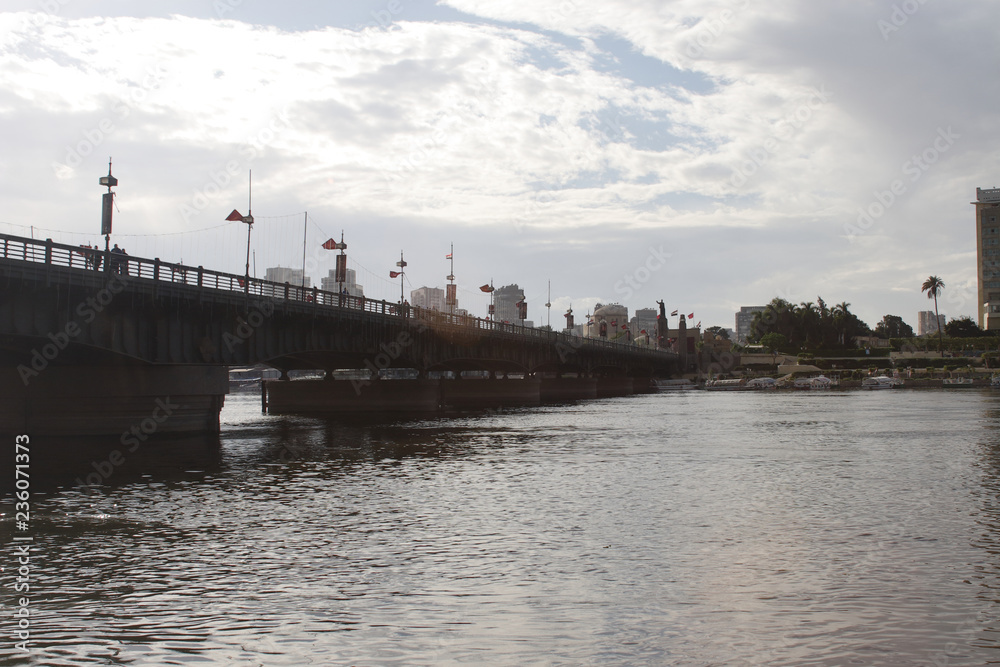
284;282;290;301
153;258;160;282
197;267;203;287
44;238;53;265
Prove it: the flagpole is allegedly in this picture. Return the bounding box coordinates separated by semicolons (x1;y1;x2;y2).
300;211;307;289
447;243;455;316
243;170;253;294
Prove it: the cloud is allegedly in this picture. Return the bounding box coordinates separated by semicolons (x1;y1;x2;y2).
0;2;996;328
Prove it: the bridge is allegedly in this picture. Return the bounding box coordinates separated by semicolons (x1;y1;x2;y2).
0;232;680;435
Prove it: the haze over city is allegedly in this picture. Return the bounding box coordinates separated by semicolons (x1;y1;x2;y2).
1;0;996;329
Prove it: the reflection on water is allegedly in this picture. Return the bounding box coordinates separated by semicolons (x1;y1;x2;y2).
3;390;1000;665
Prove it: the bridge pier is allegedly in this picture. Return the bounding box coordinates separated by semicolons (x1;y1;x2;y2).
539;376;598;402
596;376;635;398
440;377;541;410
0;365;228;436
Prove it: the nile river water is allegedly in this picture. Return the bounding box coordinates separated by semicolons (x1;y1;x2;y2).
3;389;1000;665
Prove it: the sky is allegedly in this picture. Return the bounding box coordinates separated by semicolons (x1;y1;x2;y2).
1;0;997;331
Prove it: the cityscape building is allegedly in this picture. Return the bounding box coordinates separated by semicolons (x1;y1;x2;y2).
494;284;525;323
975;187;1000;329
410;286;446;311
320;267;363;297
735;306;766;343
917;310;946;336
264;266;310;288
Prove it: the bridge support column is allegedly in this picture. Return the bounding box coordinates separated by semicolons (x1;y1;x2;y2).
596;376;635;398
539;376;598;402
0;365;229;437
440;377;540;409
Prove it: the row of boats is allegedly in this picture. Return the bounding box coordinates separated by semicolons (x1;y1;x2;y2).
655;374;1000;392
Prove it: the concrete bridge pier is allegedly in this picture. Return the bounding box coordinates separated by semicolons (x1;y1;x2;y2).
596;376;635;398
0;365;228;436
539;376;598;402
440;376;541;410
264;378;441;414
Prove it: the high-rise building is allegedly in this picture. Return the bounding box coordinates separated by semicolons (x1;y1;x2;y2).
975;187;1000;329
321;267;363;297
410;286;446;311
494;284;524;323
735;306;766;343
630;308;657;338
917;310;946;336
265;266;310;288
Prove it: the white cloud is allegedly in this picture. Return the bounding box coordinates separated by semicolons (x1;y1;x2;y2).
0;2;996;328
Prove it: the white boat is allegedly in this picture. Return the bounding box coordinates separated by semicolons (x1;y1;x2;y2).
942;377;974;387
862;375;898;390
991;375;1000;389
653;378;698;391
745;377;777;390
793;375;833;390
705;378;746;391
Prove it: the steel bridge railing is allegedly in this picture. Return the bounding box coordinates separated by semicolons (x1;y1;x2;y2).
0;232;672;359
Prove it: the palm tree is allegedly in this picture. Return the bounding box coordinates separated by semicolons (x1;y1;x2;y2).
921;276;945;355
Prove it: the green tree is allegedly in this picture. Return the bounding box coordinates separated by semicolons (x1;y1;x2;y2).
874;314;915;339
921;276;945;353
944;316;984;338
705;326;730;340
760;332;788;363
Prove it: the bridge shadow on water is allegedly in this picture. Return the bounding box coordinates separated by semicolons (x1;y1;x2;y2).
2;400;553;499
222;403;545;472
0;432;224;498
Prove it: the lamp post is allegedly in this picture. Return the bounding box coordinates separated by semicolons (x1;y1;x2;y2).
243;172;253;290
397;251;407;308
98;158;118;254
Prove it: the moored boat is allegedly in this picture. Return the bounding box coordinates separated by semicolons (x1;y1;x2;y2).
653;378;698;391
745;377;776;390
862;375;899;390
793;375;833;390
705;378;746;391
942;377;974;387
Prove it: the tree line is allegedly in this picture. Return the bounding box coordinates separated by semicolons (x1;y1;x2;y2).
747;296;993;353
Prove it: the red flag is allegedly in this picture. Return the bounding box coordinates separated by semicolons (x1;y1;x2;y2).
226;209;244;221
640;329;647;334
445;253;453;259
688;312;694;319
389;270;401;278
670;310;678;316
622;323;627;330
480;284;494;292
696;321;701;328
322;238;337;250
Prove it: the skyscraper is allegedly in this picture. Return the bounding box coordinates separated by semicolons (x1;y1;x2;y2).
735;306;766;343
494;284;524;323
917;310;946;336
410;286;446;311
975;187;1000;329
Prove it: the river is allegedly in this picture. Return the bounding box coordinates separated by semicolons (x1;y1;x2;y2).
3;388;1000;665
